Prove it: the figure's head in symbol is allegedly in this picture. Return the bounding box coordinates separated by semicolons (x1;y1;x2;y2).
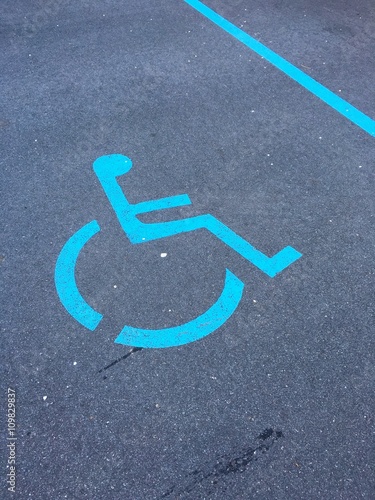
93;154;133;178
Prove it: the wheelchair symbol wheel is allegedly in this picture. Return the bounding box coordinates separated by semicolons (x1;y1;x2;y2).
55;154;302;348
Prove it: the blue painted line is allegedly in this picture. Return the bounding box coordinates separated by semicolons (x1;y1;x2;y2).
184;0;375;137
55;220;103;331
93;155;302;278
114;269;244;348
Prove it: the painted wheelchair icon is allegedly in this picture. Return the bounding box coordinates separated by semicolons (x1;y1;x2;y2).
55;154;302;348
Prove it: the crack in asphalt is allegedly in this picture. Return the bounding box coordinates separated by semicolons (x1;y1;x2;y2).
99;347;143;378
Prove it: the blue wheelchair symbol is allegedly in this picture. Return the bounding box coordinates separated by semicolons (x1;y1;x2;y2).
55;154;302;348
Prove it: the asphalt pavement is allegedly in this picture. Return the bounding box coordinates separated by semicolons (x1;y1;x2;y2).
1;0;375;498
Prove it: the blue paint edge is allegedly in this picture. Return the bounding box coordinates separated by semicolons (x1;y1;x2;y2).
184;0;375;137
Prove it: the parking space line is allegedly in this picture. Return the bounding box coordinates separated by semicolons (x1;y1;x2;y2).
185;0;375;137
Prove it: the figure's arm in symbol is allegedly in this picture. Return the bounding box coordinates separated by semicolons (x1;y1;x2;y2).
93;154;302;277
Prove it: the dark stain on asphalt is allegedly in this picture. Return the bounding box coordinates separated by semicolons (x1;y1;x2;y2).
258;427;283;441
99;347;143;378
161;428;284;498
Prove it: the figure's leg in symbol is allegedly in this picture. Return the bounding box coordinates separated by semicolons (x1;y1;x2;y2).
132;216;301;278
